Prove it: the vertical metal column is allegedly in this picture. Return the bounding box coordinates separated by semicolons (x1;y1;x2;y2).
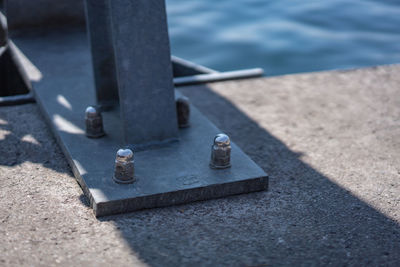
108;0;179;145
84;0;119;109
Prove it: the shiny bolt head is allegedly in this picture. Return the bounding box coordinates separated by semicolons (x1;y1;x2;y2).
85;106;98;117
214;133;231;147
176;96;190;128
85;106;105;138
210;133;231;169
116;148;133;162
113;148;135;184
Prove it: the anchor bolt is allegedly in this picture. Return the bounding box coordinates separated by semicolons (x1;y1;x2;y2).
210;133;231;169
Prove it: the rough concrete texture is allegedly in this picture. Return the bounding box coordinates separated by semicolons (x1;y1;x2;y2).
1;64;400;266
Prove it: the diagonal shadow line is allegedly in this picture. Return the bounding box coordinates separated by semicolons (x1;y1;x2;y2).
4;24;400;264
0;71;398;265
4;6;398;265
99;83;400;266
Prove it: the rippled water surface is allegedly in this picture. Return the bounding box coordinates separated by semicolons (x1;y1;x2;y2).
167;0;400;75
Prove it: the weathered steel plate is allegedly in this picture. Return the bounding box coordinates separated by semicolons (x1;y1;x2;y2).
13;28;268;217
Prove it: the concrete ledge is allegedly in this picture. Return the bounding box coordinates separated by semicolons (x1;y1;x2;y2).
1;65;400;265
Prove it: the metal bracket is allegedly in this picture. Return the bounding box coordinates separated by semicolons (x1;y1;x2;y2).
9;0;268;216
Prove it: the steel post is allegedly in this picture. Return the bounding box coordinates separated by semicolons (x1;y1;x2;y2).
108;0;179;145
84;0;119;109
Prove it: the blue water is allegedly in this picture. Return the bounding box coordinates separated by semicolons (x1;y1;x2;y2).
166;0;400;76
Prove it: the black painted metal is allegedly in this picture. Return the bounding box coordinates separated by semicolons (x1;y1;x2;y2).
174;68;264;86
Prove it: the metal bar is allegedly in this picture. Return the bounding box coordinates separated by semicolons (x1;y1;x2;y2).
108;0;179;145
171;55;218;76
0;92;34;106
84;0;119;109
173;68;264;86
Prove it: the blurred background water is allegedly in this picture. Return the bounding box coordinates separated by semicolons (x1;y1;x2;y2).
167;0;400;76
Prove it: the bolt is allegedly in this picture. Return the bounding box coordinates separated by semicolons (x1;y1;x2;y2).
85;106;105;138
210;133;231;169
176;96;190;128
113;149;135;184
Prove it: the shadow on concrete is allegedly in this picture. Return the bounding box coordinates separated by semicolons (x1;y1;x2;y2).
97;84;400;266
0;103;71;174
0;84;399;266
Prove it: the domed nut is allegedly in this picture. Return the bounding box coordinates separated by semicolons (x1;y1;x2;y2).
176;96;190;128
85;106;105;138
113;149;135;184
210;133;231;169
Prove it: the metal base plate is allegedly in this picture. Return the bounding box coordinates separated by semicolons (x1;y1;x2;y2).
13;28;268;217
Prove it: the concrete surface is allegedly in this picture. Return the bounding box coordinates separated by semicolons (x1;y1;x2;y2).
1;65;400;266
